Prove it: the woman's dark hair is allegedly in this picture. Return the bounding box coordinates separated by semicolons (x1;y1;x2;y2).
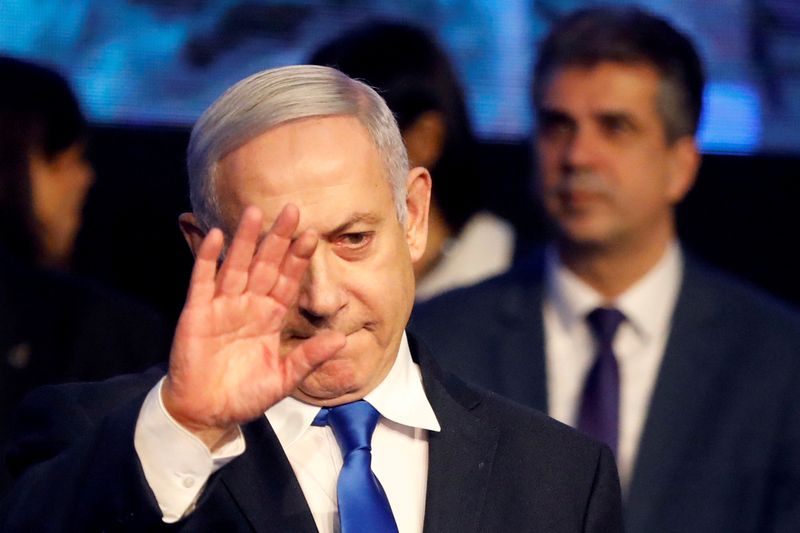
310;21;482;233
0;56;87;262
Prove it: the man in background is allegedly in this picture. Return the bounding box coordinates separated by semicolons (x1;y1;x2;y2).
412;7;800;532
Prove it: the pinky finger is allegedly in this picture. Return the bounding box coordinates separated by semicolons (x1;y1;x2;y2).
186;228;224;306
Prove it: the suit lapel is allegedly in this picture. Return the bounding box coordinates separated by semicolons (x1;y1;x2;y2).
219;417;317;533
625;259;732;531
212;339;503;533
412;338;500;533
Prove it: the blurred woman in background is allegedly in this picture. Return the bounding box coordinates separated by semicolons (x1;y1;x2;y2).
0;55;94;270
0;56;168;495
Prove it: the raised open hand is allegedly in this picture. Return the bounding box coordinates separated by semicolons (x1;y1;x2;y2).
163;205;346;445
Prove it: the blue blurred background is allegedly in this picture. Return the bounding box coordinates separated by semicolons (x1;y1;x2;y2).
1;0;798;322
2;0;798;155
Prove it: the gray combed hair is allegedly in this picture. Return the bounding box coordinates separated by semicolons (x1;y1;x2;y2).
187;64;410;232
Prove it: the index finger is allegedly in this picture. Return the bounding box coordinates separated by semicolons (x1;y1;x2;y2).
216;206;264;296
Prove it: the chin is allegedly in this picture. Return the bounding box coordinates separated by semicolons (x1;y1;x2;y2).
295;358;361;404
556;213;612;241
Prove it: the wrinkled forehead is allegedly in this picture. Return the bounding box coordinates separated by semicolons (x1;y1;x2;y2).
214;115;393;232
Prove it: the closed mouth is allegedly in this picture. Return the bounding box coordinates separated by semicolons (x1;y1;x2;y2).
283;325;363;341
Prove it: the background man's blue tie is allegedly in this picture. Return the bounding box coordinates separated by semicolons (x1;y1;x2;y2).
313;400;399;533
577;307;626;456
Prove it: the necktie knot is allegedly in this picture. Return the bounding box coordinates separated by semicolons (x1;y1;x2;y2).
314;400;380;456
587;307;626;346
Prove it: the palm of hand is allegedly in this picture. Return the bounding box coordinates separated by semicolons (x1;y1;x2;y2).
170;291;289;428
164;205;345;434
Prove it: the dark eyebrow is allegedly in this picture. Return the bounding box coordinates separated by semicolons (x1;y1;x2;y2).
536;109;577;134
257;212;382;242
537;107;573;124
596;110;636;123
322;212;382;240
595;111;640;132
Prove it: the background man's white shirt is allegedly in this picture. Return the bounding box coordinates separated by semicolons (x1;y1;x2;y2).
543;242;683;490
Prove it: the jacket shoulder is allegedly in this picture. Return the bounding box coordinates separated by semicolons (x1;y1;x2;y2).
682;257;800;337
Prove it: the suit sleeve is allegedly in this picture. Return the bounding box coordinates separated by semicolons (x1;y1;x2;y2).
0;384;167;532
583;444;624;533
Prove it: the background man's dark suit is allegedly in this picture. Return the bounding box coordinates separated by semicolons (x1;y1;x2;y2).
0;337;621;532
0;252;170;494
411;252;800;533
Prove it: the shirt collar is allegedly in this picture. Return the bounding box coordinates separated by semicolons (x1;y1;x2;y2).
616;242;683;340
544;245;603;332
266;331;440;446
544;242;683;341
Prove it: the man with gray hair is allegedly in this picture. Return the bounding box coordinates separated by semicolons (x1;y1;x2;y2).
1;65;622;531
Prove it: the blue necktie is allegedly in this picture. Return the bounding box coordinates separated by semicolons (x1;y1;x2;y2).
313;401;399;533
577;307;626;455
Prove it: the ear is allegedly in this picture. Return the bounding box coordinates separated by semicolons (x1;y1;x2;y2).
178;212;207;258
403;111;446;168
404;166;432;263
666;136;700;204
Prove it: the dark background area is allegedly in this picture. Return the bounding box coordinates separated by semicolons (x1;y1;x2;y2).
5;1;800;325
73;125;800;328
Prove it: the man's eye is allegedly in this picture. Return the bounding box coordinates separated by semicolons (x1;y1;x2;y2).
541;122;571;138
338;232;372;248
538;114;574;138
600;116;633;135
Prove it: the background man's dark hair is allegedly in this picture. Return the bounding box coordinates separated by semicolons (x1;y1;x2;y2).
310;21;482;234
532;6;705;143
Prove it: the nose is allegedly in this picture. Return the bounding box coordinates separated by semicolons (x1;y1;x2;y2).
297;247;347;325
562;125;599;171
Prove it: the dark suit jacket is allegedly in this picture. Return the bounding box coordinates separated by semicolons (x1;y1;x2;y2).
411;251;800;533
0;251;171;494
0;336;622;532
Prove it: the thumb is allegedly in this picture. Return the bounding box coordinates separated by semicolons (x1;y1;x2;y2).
280;330;347;386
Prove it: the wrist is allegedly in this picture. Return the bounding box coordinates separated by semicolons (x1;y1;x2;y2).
161;378;237;450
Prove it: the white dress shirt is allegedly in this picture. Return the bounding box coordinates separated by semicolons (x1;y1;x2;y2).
542;242;683;490
134;332;440;532
415;211;515;302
